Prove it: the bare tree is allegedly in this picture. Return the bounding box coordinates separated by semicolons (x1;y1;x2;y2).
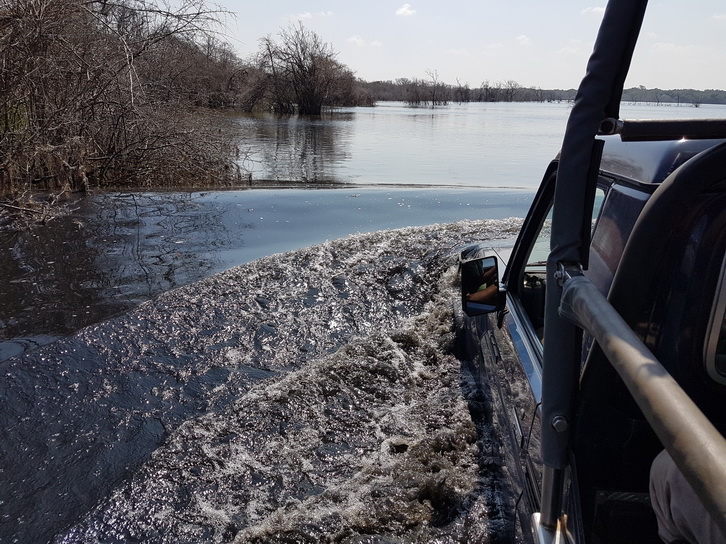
502;80;520;102
453;79;471;104
258;22;355;115
0;0;242;199
258;34;296;113
479;80;502;102
396;77;423;106
424;69;449;106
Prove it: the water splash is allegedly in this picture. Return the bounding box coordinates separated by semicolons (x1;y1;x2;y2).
1;219;521;543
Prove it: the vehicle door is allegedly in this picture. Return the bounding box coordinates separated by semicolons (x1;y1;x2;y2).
493;162;609;530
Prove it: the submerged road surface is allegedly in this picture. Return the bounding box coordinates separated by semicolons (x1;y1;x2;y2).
0;219;520;543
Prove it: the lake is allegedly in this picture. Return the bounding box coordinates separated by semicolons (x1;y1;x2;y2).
2;101;725;360
3;101;726;543
236;100;726;187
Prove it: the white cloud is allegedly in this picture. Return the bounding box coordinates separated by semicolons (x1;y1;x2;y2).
297;11;333;20
482;43;504;56
652;42;699;54
556;39;586;56
348;36;383;48
396;4;416;17
581;6;605;15
646;42;714;65
516;35;531;46
556;45;582;56
447;48;468;57
713;14;726;21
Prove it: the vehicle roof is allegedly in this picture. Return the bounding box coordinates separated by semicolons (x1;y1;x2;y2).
599;135;726;185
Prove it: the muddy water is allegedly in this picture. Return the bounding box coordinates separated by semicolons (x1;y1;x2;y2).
1;218;522;543
0;188;532;361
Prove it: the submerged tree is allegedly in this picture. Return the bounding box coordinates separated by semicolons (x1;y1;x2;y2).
258;22;356;115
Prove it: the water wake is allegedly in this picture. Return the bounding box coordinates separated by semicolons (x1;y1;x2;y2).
1;219;522;543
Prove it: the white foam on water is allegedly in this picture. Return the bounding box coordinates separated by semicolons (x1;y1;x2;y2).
49;219;519;543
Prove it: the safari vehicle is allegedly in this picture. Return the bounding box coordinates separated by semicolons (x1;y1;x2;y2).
457;1;726;542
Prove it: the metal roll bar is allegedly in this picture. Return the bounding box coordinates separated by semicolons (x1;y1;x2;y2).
559;274;726;539
599;118;726;141
539;0;648;530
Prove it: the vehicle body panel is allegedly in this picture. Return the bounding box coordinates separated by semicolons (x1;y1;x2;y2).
459;134;726;542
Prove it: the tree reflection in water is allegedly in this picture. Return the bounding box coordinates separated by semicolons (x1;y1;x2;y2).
0;192;236;360
238;111;354;183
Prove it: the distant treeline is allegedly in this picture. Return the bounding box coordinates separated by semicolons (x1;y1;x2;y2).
356;79;726;107
357;78;569;105
621;87;726;107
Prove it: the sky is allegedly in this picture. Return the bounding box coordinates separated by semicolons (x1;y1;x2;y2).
218;1;726;91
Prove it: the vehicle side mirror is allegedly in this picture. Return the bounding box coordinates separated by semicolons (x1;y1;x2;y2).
460;250;503;317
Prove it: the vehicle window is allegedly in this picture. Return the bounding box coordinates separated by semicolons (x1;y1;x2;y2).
519;188;606;343
705;258;726;385
520;209;551;340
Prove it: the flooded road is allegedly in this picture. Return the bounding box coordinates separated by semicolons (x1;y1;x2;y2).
0;188;532;361
5;101;723;543
1;218;521;543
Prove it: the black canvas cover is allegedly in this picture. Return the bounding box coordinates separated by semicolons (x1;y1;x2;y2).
541;0;648;470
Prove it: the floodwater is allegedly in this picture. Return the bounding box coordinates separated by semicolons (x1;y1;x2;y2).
3;101;726;543
236;101;726;187
237;101;570;187
3;219;522;543
0;188;532;361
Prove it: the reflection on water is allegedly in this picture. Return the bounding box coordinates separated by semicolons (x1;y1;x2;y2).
0;193;233;360
236;101;726;188
237;102;569;187
238;112;354;183
0;188;533;361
